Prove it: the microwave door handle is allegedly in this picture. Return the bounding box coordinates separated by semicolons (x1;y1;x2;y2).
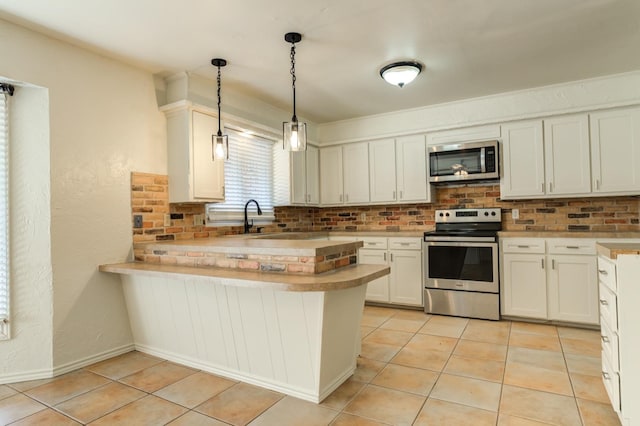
480;147;486;173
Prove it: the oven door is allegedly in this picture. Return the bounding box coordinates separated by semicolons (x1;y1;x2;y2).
424;241;498;293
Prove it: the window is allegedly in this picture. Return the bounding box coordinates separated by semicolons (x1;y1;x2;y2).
206;130;275;225
0;84;12;340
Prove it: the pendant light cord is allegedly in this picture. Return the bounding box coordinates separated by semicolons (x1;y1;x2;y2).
290;43;297;122
216;66;223;137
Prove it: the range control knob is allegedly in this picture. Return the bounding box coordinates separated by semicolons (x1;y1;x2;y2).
439;212;444;217
491;211;497;216
445;213;450;217
484;212;489;216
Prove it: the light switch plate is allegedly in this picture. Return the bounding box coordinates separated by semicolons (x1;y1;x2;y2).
164;214;171;227
511;209;519;219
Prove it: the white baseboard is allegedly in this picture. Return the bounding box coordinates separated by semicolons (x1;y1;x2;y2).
53;343;135;376
134;343;329;403
0;343;135;385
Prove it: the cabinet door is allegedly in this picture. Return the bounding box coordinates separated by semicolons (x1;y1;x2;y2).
502;253;547;318
359;248;390;302
192;111;225;200
544;115;591;196
306;146;320;204
548;255;599;324
320;146;343;204
500;120;545;199
290;151;307;204
590;107;640;194
396;135;428;202
389;250;423;306
369;139;397;203
342;142;370;204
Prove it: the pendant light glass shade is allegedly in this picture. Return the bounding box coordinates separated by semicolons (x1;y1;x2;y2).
283;32;307;152
283;121;307;151
211;58;229;161
380;61;422;88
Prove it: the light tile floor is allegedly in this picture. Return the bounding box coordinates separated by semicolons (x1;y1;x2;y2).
0;306;620;425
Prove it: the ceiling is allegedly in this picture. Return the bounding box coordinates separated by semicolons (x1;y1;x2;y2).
1;0;639;124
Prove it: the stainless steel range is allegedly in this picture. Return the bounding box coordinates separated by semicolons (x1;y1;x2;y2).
423;208;502;320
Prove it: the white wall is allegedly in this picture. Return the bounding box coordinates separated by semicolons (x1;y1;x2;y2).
317;71;640;144
0;18;167;379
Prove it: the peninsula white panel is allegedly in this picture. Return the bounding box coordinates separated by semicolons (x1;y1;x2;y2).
120;275;366;403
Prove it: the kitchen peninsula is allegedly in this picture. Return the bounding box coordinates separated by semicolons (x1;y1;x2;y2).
100;235;389;403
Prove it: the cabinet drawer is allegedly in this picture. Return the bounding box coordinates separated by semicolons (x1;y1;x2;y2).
547;239;596;255
388;237;422;250
501;238;545;254
601;352;621;413
598;282;618;333
600;317;619;372
360;237;388;249
597;255;617;292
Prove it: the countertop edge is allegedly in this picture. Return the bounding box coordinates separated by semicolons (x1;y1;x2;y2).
596;242;640;260
99;262;390;292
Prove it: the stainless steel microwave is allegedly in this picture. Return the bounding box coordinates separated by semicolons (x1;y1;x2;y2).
428;140;499;183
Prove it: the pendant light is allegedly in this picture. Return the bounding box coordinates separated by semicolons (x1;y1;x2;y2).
211;58;229;161
283;32;307;152
380;61;423;88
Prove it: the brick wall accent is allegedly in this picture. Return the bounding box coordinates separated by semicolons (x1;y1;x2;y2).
132;173;639;246
313;184;639;232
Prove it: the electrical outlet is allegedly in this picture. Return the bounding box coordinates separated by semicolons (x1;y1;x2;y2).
164;214;171;227
133;215;143;228
193;214;204;226
511;209;519;219
360;212;366;221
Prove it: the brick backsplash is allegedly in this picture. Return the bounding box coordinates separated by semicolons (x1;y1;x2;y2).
131;173;639;247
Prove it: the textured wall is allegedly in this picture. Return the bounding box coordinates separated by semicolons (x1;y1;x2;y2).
0;18;167;378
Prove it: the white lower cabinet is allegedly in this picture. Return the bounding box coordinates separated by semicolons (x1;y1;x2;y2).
501;238;599;325
332;235;423;307
597;249;640;425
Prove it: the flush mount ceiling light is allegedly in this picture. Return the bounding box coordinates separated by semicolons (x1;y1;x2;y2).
379;61;423;88
211;58;229;161
282;32;307;152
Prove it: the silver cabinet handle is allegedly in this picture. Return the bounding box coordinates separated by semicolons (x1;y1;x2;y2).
599;299;608;306
541;183;545;192
390;253;394;262
549;182;553;193
383;252;387;261
541;259;545;269
339;194;343;202
399;242;411;246
345;194;349;202
392;191;396;200
601;335;610;343
551;259;556;269
399;190;403;199
566;246;580;249
595;179;601;190
602;371;611;380
598;269;608;275
517;245;530;248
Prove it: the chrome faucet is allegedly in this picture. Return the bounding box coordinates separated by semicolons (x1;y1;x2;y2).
244;199;263;234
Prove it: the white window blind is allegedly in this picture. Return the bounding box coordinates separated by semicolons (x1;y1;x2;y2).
0;89;9;338
206;130;275;225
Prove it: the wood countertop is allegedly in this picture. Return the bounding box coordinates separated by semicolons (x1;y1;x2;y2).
596;243;640;260
99;262;390;292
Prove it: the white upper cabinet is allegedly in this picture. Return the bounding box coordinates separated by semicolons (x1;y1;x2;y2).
543;114;591;196
321;143;369;205
369;139;397;203
426;124;501;145
290;145;319;205
590;107;640;194
396;135;431;202
342;142;370;204
319;145;343;204
368;135;432;204
163;104;225;203
500;120;545;199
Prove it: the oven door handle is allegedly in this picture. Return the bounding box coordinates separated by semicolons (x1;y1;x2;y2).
424;241;498;248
